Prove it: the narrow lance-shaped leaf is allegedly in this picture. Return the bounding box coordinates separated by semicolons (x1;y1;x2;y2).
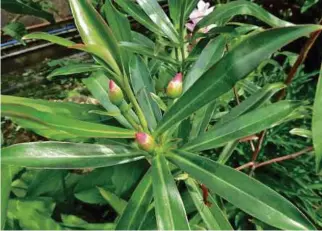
313;65;322;173
185;178;233;230
97;187;127;215
195;0;293;31
152;155;190;230
184;101;303;152
47;64;102;79
116;169;153;230
155;25;322;135
1;142;145;169
136;0;180;44
166;150;316;230
23;32;75;47
2;104;135;140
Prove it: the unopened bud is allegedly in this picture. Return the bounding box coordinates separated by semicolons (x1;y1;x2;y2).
135;132;155;152
166;73;183;98
108;80;124;106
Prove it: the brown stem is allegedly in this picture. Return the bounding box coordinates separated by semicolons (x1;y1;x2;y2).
251;130;266;162
236;146;313;171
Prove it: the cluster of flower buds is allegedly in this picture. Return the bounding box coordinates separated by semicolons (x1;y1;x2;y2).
135;132;155;153
166;72;183;99
108;80;124;106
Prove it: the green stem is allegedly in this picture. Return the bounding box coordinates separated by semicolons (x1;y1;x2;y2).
119;101;141;130
123;77;149;132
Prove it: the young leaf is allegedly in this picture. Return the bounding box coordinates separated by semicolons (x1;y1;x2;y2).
152;155;190;230
184;101;303;151
22;32;75;47
116;170;153;230
136;0;180;44
61;214;115;230
166;150;316;230
1;142;145;169
195;0;293;31
97;187;127;215
313;65;322;173
47;64;102;79
185;178;233;230
155;25;322;135
2;104;135;140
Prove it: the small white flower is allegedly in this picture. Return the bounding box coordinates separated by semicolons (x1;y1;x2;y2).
186;0;216;33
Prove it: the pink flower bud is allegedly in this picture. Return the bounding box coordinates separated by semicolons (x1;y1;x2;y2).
166;73;183;98
108;80;124;106
135;132;155;152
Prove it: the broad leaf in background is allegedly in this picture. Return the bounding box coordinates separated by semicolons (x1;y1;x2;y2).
116;170;153;230
185;178;233;230
1;95;106;122
155;25;322;135
167;151;316;230
136;0;180;44
2;22;27;44
47;64;102;79
1;0;55;22
130;56;162;130
2;104;135;140
195;0;293;31
152;155;190;230
313;65;322;173
1;142;145;169
184;101;303;151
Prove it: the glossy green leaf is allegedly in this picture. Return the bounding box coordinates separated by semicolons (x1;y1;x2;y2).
185;178;233;230
114;0;163;37
131;31;155;48
22;32;75;47
152;155;190;230
98;187;127;215
184;35;226;91
2;104;135;140
1;95;105;122
166;151;316;230
61;214;115;230
120;42;179;65
155;25;322;135
196;0;293;31
69;0;121;74
313;65;322;173
130;56;161;130
82;71;133;128
116;170;153;230
150;93;167;111
216;82;286;127
168;0;181;28
47;64;102;78
1;142;144;169
2;0;54;22
184;101;303;151
136;0;179;44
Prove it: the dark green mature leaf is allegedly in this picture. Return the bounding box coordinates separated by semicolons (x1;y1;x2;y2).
2;104;135;140
69;0;121;74
61;214;115;230
184;35;226;91
196;0;292;31
313;65;322;173
185;178;233;230
167;151;316;230
130;56;162;130
22;32;75;47
155;25;322;135
216;82;285;127
1;0;54;22
1;95;105;122
47;64;102;78
114;0;163;37
1;142;144;169
152;155;190;230
2;22;27;44
136;0;179;44
116;170;153;230
131;31;155;48
120;42;179;65
184;101;303;151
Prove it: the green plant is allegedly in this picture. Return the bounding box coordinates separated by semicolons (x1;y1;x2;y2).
1;0;322;230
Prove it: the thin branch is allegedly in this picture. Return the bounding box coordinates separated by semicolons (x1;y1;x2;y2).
251;130;266;162
236;146;313;171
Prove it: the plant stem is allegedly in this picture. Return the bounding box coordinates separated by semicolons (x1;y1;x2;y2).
119;101;141;130
123;76;149;132
236;146;313;171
